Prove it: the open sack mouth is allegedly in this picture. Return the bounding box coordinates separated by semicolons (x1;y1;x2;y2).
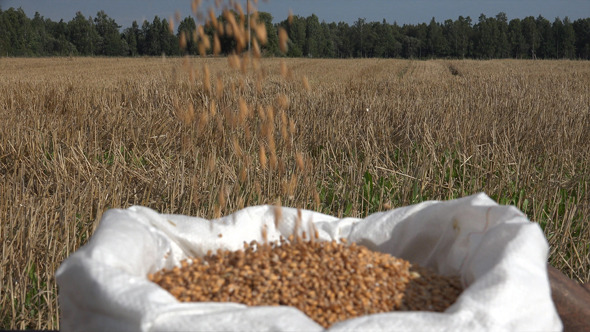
148;235;463;328
56;193;561;331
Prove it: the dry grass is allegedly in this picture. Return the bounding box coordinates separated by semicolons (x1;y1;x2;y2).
1;57;589;329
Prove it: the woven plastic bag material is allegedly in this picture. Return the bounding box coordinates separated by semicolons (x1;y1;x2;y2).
56;193;562;331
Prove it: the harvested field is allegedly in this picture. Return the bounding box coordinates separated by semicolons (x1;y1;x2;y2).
1;57;589;329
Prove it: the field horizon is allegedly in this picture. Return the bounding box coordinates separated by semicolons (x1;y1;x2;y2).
1;57;589;329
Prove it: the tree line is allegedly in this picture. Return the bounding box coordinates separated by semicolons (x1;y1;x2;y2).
1;7;590;59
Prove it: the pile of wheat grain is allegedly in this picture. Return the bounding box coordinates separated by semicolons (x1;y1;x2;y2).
149;236;462;328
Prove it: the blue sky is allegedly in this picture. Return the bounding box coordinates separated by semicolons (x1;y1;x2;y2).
2;0;589;28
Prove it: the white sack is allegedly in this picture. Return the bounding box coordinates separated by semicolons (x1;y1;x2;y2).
56;193;562;331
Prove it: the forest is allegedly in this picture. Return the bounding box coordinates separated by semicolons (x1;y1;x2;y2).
1;6;590;59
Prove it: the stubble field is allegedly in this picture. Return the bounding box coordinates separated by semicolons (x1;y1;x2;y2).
1;57;589;329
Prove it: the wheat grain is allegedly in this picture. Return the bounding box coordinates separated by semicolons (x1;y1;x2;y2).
149;239;463;328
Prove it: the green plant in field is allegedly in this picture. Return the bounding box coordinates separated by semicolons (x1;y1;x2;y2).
24;263;47;328
360;170;396;215
361;170;379;214
97;151;115;165
317;170;352;216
